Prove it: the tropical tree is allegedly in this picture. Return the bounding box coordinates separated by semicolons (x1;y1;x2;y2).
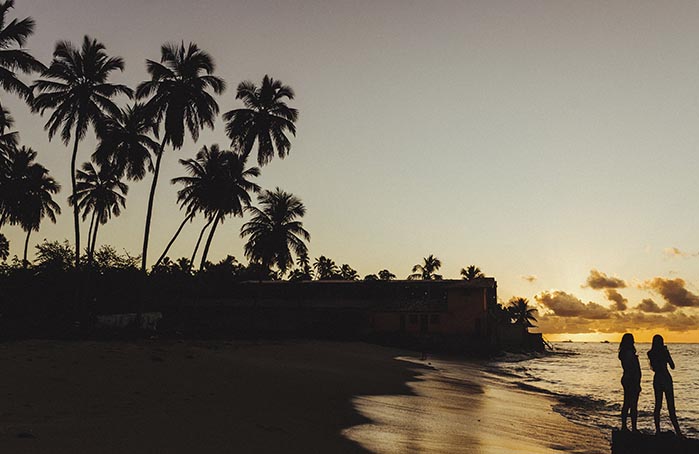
339;264;358;280
507;297;538;329
0;232;8;261
93;103;159;181
68;162;128;263
363;274;378;281
136;42;225;271
171;144;259;270
0;0;45;103
0;105;17;225
461;265;484;281
223;75;298;166
288;250;312;281
32;36;132;267
313;255;338;280
3;147;61;265
241;188;310;277
409;254;442;280
378;269;396;281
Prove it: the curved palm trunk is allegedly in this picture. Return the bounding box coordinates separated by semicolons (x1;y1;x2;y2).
90;221;100;262
86;210;96;263
141;136;168;272
22;228;31;268
199;213;222;271
154;212;194;268
70;127;81;268
190;216;214;271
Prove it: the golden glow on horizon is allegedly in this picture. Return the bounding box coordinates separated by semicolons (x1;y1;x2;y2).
546;329;699;344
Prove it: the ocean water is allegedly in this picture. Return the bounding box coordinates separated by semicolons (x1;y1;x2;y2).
491;342;699;436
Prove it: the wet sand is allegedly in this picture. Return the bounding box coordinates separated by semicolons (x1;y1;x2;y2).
0;340;606;453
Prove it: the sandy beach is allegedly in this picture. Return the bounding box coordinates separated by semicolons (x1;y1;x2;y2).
0;340;607;453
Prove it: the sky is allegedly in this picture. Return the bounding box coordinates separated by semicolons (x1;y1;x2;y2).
2;0;699;342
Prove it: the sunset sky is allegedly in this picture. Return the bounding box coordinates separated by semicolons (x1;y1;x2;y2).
2;0;699;342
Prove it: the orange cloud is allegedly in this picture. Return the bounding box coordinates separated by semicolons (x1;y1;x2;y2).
584;269;626;289
636;298;675;313
535;290;612;319
604;289;628;311
641;277;699;308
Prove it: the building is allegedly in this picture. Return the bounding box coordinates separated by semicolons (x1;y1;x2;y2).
170;278;497;350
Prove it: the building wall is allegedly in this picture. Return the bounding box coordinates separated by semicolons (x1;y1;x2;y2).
370;287;489;338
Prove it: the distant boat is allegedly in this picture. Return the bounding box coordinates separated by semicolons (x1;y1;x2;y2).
562;339;573;343
601;340;610;343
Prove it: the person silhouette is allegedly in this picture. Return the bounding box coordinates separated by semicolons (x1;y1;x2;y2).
618;333;641;432
647;334;682;436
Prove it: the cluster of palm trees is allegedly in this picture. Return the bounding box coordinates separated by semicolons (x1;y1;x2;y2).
0;1;309;276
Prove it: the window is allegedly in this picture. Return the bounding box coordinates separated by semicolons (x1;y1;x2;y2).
430;314;440;324
409;314;418;324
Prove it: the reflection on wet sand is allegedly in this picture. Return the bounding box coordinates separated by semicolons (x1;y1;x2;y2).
345;358;608;454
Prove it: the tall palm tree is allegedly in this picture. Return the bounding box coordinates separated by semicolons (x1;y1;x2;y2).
171;144;260;270
313;255;338;280
409;254;442;280
460;265;484;281
241;188;310;276
68;162;127;263
136;42;225;271
223;75;298;166
93;103;159;181
0;104;17;226
0;0;45;103
32;36;132;267
508;297;538;329
3;146;61;265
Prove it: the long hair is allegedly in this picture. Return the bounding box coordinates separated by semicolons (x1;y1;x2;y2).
647;334;665;370
618;333;635;360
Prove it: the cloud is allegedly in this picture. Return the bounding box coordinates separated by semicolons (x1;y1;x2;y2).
538;310;699;334
636;298;675;313
663;247;699;258
604;289;628;311
584;269;626;289
535;290;612;319
641;277;699;308
521;275;537;283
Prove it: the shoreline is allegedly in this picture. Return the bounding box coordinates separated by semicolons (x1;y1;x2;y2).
0;340;607;453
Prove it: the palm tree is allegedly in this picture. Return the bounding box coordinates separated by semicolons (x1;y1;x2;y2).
378;269;396;281
3;147;61;265
68;162;128;264
507;297;538;329
171;144;260;270
0;0;45;103
409;254;442;280
0;232;7;260
136;42;225;271
93;103;159;181
241;188;310;277
313;255;338;280
460;265;484;281
223;75;298;166
339;264;358;280
32;36;132;267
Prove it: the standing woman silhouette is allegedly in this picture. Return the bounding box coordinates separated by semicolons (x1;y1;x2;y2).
618;333;641;431
647;334;682;436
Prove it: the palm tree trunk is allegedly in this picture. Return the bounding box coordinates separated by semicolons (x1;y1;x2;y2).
199;213;221;271
141;135;168;272
86;210;96;263
90;220;100;261
154;212;194;268
22;228;31;268
70;126;81;268
190;216;214;271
